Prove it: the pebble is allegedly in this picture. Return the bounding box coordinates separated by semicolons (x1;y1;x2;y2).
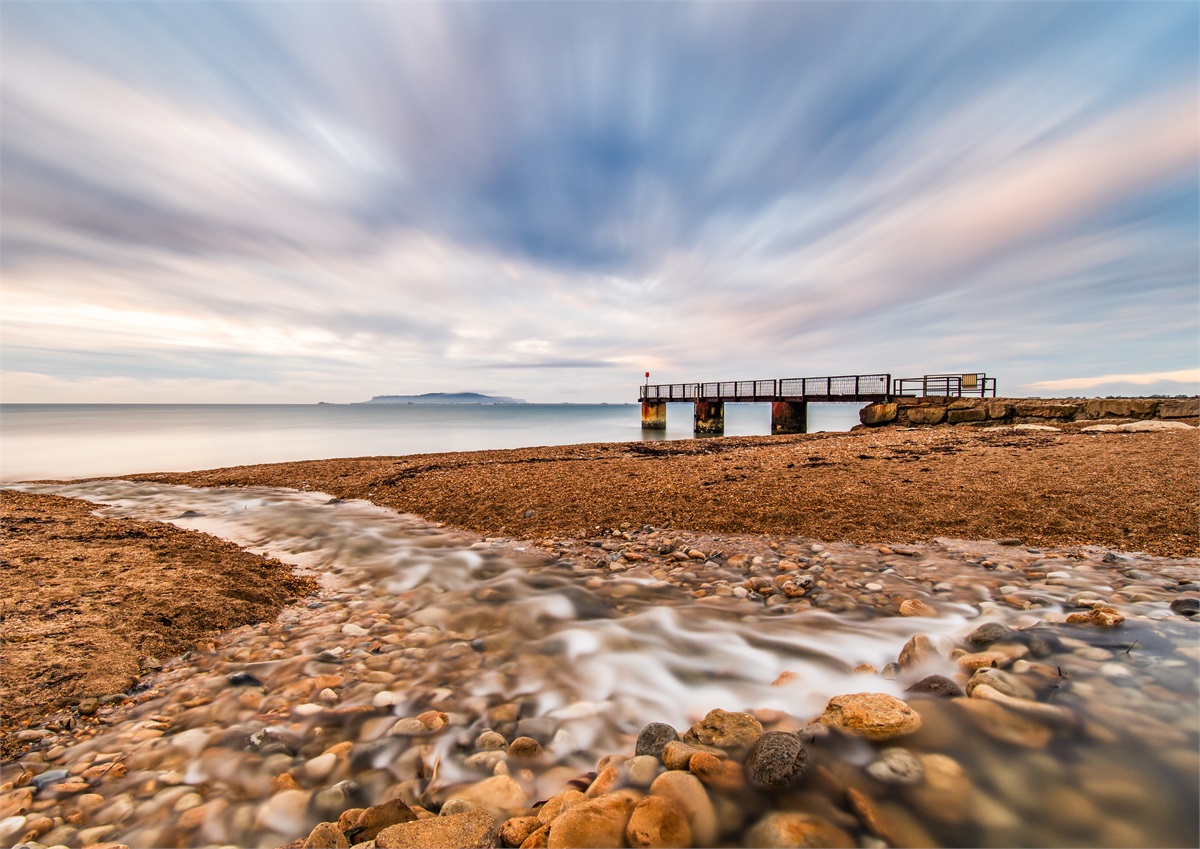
682;709;763;756
625;795;692;848
904;674;963;698
744;812;855;848
898;598;938;617
545;792;638;848
648;771;718;847
635;723;680;758
744;732;807;789
820;693;922;740
376;807;497;849
866;747;924;785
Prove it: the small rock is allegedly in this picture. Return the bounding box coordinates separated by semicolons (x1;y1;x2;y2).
1170;597;1200;617
819;693;922;740
904;675;963;698
965;667;1035;700
965;622;1018;647
615;756;657;790
626;795;691;849
546;793;638;848
1065;607;1125;627
538;789;586;824
507;736;544;760
375;807;498;849
342;623;370;637
635;723;680;758
898;599;937;617
688;752;745;795
648;771;718;847
499;816;541;847
744;812;855;848
345;798;417;842
897;634;939;669
227;671;263;687
451;774;529;816
682;708;763;755
255;789;311;833
476;731;508;752
865;748;924;785
304;822;349;849
744;731;808;789
660;741;715;772
29;770;70;791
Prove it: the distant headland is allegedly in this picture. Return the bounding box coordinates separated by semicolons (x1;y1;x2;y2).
354;392;527;405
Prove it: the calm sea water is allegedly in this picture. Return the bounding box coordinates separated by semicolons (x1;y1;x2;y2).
0;402;864;483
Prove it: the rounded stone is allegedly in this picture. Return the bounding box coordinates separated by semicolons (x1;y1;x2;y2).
635;723;680;758
1169;597;1199;616
865;748;924;785
376;808;497;849
546;793;638;849
626;795;692;849
904;675;963;699
682;708;763;755
475;731;508;752
507;736;544;760
897;635;939;669
820;693;922;740
898;599;938;617
965;667;1035;700
744;731;808;789
966;622;1018;647
451;775;529;816
648;771;718;847
744;812;855;848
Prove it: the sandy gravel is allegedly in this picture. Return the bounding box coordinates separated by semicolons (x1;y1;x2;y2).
0;490;318;756
141;427;1198;557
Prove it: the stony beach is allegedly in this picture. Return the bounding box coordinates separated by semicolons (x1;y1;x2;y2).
1;425;1197;849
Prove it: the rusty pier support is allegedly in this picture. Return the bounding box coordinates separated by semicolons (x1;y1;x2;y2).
641;401;667;430
771;401;808;434
693;400;725;435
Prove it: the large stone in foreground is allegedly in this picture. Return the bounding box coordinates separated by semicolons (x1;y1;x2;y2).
376;808;497;849
819;693;922;740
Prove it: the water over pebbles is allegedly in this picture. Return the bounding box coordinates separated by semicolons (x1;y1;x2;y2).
2;481;1197;848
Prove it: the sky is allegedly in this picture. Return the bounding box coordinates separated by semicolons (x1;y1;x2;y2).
2;1;1197;404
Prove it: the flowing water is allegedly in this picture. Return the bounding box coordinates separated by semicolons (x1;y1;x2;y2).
2;480;1197;849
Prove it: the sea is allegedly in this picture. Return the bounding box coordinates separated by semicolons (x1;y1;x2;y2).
0;402;865;483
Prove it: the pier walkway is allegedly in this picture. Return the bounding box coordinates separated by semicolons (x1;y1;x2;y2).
639;372;995;434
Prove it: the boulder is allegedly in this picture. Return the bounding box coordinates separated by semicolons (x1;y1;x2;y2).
947;407;987;424
1159;398;1199;418
859;403;898;426
905;406;946;425
1013;401;1078;419
985;401;1014;420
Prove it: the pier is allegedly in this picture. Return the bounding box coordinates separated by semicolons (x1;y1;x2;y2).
639;372;996;434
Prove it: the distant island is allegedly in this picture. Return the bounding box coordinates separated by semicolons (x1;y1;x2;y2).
357;392;527;405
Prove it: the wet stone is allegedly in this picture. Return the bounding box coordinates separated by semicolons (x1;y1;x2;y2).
866;747;924;785
820;693;922;741
682;708;763;756
966;622;1019;647
744;731;807;790
635;723;680;759
905;675;964;698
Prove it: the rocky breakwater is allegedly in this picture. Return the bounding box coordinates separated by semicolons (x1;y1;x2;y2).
0;481;1197;849
860;396;1199;429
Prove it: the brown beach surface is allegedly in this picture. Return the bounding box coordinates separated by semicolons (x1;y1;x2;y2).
3;426;1197;749
144;426;1198;556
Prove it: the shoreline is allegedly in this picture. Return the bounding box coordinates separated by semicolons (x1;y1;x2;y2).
134;426;1198;557
2;431;1198;848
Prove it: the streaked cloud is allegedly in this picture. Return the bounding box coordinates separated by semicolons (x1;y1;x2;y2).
1029;370;1200;392
1;1;1195;403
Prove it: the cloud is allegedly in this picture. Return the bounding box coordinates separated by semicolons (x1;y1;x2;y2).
0;2;1196;404
1029;370;1200;391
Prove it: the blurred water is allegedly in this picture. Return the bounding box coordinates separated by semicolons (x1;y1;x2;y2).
0;402;865;482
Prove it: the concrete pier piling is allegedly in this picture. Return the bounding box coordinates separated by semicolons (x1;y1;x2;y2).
693;400;725;435
771;401;808;434
641;401;667;430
